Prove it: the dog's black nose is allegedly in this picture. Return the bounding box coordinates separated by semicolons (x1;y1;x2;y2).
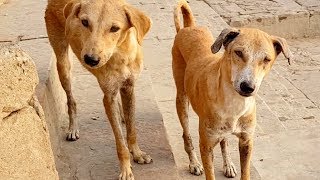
240;81;255;95
84;54;100;67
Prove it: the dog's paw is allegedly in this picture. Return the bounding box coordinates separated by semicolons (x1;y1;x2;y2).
66;129;79;141
189;161;204;176
223;161;237;178
119;166;134;180
132;150;153;164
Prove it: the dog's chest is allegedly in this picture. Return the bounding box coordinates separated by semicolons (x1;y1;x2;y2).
211;96;255;134
221;96;254;117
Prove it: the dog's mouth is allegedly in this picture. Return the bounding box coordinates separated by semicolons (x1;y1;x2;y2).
238;91;254;97
237;91;254;97
85;59;100;67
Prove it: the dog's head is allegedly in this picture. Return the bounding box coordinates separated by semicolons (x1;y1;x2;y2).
212;28;292;97
63;0;151;69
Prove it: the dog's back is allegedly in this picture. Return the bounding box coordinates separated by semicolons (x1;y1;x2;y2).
46;0;72;28
172;0;218;64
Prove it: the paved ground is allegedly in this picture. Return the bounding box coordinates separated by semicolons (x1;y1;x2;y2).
53;57;178;180
1;0;320;179
0;0;178;179
252;38;320;179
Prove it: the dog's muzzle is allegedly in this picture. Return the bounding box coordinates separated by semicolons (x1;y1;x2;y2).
84;54;100;67
239;81;255;97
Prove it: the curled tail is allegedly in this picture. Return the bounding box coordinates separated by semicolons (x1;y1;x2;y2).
174;0;195;33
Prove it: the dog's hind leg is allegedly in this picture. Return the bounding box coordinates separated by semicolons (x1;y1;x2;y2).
120;79;152;164
45;10;78;141
172;48;203;176
220;138;237;178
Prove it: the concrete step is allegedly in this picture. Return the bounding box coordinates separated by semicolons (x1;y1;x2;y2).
202;0;320;38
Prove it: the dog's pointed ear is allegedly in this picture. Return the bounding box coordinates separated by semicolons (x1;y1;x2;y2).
211;28;240;54
63;2;81;19
272;36;293;65
124;5;152;45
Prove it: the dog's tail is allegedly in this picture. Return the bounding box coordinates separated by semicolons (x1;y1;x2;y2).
174;0;195;33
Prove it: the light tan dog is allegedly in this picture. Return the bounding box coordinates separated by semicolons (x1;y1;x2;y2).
45;0;152;179
172;1;292;180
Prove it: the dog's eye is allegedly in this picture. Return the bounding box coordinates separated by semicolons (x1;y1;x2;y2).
264;57;271;63
110;26;120;33
234;50;243;58
81;19;89;27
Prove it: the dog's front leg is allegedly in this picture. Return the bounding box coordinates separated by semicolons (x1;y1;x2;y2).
45;10;78;141
120;82;152;164
199;123;220;180
220;138;237;178
238;132;253;180
237;110;256;180
103;94;133;180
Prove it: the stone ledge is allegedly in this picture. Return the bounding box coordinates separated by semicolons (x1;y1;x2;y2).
0;44;58;179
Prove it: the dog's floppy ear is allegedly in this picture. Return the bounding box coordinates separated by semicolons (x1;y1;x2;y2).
63;2;81;19
211;28;240;54
272;36;293;65
124;5;151;45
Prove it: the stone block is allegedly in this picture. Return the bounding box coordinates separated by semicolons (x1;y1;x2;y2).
0;44;38;116
0;44;58;179
0;0;7;6
0;107;59;180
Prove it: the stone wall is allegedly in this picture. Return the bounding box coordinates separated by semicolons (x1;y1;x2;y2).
0;44;59;179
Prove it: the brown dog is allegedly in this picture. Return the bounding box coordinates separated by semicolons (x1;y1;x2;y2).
172;1;292;180
45;0;152;179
